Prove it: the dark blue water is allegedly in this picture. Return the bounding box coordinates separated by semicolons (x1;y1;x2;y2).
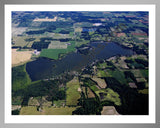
26;42;134;81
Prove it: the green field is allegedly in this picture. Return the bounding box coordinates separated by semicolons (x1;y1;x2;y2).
40;41;76;60
138;89;148;94
53;100;65;107
131;69;148;80
66;77;81;106
12;64;31;92
20;106;77;115
12;36;29;47
111;70;127;84
96;68;126;85
40;49;69;60
97;62;107;69
95;88;121;106
97;70;109;77
82;78;99;92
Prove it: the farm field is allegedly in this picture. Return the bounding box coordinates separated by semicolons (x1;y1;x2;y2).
95;88;121;106
12;49;33;66
12;27;27;36
91;77;107;88
82;86;95;98
11;11;149;115
40;49;69;60
20;106;77;115
66;77;81;106
12;36;30;47
48;41;67;49
40;41;76;59
101;106;120;115
12;64;31;92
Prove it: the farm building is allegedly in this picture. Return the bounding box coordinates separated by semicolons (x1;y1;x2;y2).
33;50;40;55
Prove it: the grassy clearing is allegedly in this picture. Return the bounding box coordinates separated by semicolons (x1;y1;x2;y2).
28;96;52;106
140;70;148;79
136;77;146;83
133;35;148;38
87;87;95;98
40;49;68;60
97;68;126;85
40;41;76;60
48;41;67;49
97;70;109;77
95;88;121;106
20;106;40;115
131;69;148;82
12;64;31;92
66;77;81;106
97;62;114;69
12;36;35;47
12;96;23;105
89;85;99;92
12;27;27;36
44;107;78;115
138;89;148;94
53;100;65;107
114;57;129;69
27;37;41;47
97;62;107;69
52;28;62;33
111;70;127;84
75;40;90;47
52;33;71;39
91;77;107;88
82;87;95;98
131;69;148;78
28;97;39;106
82;78;100;92
131;70;142;77
20;106;77;115
75;27;82;32
82;74;91;78
101;106;120;115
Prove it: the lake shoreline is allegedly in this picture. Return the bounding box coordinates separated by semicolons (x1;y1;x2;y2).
26;42;134;81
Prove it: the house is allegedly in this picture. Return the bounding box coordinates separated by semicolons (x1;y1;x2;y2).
33;50;40;55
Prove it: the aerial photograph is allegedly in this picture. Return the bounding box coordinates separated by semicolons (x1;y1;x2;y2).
11;11;149;115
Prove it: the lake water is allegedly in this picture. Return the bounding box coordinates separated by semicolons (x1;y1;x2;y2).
26;42;134;81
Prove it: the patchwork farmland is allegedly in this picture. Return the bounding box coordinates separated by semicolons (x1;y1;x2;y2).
11;11;149;116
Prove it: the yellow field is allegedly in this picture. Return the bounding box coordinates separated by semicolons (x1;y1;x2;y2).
12;36;29;47
12;49;33;66
66;77;81;106
20;106;77;115
33;16;57;22
12;36;40;47
75;27;82;32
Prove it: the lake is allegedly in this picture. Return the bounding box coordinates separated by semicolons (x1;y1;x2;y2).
26;42;134;81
